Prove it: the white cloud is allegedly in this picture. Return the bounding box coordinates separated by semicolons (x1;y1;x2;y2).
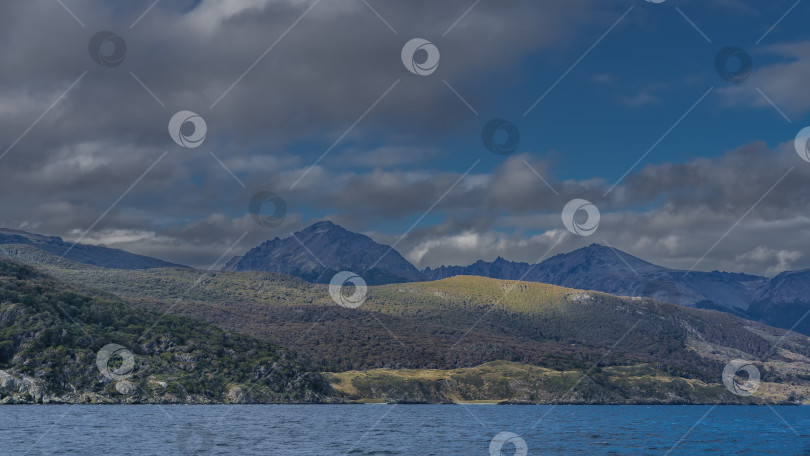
719;41;810;116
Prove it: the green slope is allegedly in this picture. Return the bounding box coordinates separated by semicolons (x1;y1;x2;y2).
0;259;331;404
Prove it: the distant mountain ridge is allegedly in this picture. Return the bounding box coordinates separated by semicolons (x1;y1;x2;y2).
424;244;767;312
223;221;424;285
224;222;810;335
0;228;183;269
748;268;810;333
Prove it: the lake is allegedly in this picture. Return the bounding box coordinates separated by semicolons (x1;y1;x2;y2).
2;405;808;455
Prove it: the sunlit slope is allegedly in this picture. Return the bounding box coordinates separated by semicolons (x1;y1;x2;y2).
326;360;810;405
369;275;777;358
373;275;577;312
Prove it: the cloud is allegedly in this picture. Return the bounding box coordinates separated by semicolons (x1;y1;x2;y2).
620;92;660;108
310;140;810;277
735;246;803;277
6;133;809;277
718;41;810;116
327;146;440;169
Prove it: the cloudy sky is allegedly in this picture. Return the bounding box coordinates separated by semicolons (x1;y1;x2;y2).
2;0;810;276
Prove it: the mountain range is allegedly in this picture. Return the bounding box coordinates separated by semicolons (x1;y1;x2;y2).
3;225;810;404
421;244;810;335
423;245;765;312
220;222;810;335
1;222;809;335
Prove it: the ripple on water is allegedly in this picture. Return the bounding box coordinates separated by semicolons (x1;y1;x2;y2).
1;405;808;455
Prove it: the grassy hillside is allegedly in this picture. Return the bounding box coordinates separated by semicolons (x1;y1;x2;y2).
0;259;331;404
326;360;809;405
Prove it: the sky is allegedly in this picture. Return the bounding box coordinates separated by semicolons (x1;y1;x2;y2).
2;0;810;276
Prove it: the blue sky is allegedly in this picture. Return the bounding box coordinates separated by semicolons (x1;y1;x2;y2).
513;1;807;181
326;0;810;181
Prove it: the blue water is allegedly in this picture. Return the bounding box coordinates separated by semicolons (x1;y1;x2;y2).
1;405;809;455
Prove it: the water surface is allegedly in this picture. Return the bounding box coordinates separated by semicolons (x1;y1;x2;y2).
2;405;809;455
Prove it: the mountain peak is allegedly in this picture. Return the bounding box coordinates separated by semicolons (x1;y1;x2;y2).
574;243;615;256
302;220;341;233
549;243;645;266
585;243;609;250
223;221;424;285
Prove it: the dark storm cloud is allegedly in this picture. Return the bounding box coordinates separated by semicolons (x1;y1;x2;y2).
0;0;610;194
0;0;611;158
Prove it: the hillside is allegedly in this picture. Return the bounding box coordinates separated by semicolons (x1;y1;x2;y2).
326;361;806;405
5;245;810;401
0;259;331;404
0;229;183;269
5;243;810;404
748;269;810;336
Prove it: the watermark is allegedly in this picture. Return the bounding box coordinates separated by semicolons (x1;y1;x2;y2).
114;380;138;396
481;118;520;156
722;359;760;397
176;424;214;455
489;431;528;456
169;111;207;148
249;191;287;229
794;127;810;162
401;38;440;76
88;31;127;68
96;343;135;381
561;199;600;237
328;271;367;308
714;47;753;83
